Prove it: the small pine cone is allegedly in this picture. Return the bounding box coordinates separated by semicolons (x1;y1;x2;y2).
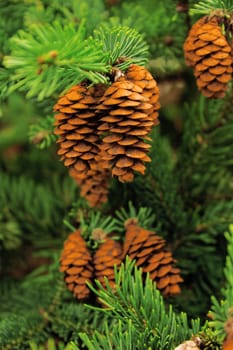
97;76;153;182
122;219;183;296
54;82;106;176
60;230;94;300
93;236;123;290
125;64;160;126
69;155;111;208
183;16;232;98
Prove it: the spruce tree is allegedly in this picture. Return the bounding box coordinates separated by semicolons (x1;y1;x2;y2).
0;0;233;349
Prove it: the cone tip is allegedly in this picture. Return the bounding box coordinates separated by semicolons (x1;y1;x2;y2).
124;217;139;229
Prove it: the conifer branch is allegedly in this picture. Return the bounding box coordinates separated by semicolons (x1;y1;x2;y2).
190;0;233;15
29;115;57;149
3;22;151;101
84;258;201;349
0;211;22;250
3;21;110;100
0;68;13;102
65;210;119;248
1;0;233;348
94;25;149;70
0;173;78;242
114;201;156;232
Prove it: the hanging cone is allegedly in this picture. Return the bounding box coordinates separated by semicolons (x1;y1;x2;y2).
97;75;154;183
69;154;111;208
54;82;106;177
60;230;94;300
125;64;160;126
122;219;183;296
183;16;232;98
93;235;123;290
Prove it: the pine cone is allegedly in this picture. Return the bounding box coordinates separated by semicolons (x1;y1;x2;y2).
125;64;160;126
97;76;154;182
183;16;232;98
60;230;94;300
69;155;111;208
54;82;106;177
122;219;183;296
93;236;123;289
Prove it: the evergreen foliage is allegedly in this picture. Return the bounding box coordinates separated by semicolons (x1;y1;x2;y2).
28;115;57;149
94;26;149;69
0;173;77;243
1;0;233;349
3;21;110;100
78;259;201;349
190;0;233;15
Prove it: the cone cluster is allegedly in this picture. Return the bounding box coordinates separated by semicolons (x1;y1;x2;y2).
60;230;122;301
54;64;160;199
60;230;93;300
183;16;232;98
122;219;183;296
60;220;183;301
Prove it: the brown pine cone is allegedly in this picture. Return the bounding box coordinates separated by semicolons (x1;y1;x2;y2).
54;82;106;177
93;235;123;290
60;230;94;300
125;64;160;126
97;76;154;182
183;17;232;98
122;219;183;296
69;155;111;208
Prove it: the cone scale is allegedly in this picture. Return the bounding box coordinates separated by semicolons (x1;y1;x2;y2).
54;64;161;195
